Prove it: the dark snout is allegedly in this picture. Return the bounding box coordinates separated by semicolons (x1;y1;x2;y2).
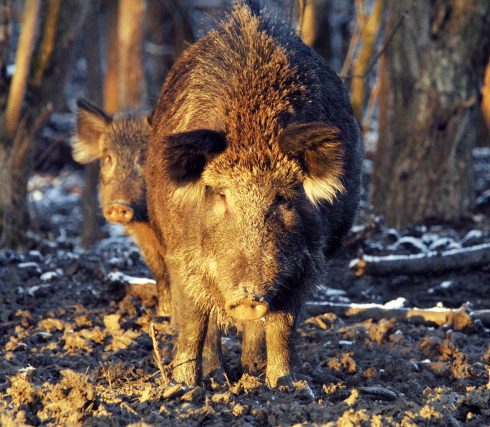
225;296;269;321
104;202;134;224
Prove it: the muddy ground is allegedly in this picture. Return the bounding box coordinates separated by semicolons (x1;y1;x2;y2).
1;152;490;426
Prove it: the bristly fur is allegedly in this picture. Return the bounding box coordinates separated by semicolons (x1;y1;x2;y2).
146;1;363;386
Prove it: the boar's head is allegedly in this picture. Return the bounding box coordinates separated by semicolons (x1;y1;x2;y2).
163;122;344;321
73;99;150;224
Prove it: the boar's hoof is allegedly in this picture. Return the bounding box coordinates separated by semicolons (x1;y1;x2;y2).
266;373;294;390
172;362;198;386
225;298;269;321
104;203;134;224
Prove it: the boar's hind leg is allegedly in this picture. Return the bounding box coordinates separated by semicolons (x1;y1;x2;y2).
172;286;208;385
241;320;266;375
265;311;296;388
202;312;225;380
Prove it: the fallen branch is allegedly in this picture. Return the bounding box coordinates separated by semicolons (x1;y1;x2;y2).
304;301;490;330
350;243;490;276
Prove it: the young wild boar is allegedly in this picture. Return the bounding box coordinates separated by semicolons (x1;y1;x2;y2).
72;99;171;316
146;1;363;387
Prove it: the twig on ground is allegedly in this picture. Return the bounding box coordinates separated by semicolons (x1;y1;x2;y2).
149;322;168;386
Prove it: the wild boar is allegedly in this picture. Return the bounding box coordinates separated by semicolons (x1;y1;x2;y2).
72;99;171;316
146;1;363;387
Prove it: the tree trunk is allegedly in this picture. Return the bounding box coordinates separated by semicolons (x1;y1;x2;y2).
0;0;11;237
297;0;332;63
370;0;490;229
80;0;103;248
144;0;194;104
0;0;88;249
117;0;145;110
102;0;119;114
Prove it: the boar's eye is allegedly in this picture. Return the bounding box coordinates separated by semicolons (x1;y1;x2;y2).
205;186;227;205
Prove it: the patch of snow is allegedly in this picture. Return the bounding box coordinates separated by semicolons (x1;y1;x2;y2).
339;340;353;346
462;230;483;242
18;284;51;297
476;189;490;205
428;237;461;251
108;271;156;285
440;281;453;289
324;287;347;297
28;250;42;259
384;297;407;309
18;262;40;269
387;236;428;253
7;64;16;76
350;225;365;234
40;271;59;281
18;365;35;373
348;258;360;269
362;158;373;174
18;262;42;274
473;147;490;158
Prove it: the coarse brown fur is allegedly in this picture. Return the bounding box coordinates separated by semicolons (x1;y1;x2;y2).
146;2;362;387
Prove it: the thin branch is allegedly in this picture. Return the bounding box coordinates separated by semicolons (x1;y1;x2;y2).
5;0;40;137
340;0;417;80
31;0;61;85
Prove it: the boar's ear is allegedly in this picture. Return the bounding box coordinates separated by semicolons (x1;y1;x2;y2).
279;122;345;204
72;98;112;164
164;129;228;184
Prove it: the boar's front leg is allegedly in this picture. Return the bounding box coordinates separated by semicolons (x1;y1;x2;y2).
265;311;296;388
171;284;208;385
202;311;225;380
241;320;265;375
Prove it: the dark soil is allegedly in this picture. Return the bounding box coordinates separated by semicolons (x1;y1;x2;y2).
1;153;490;426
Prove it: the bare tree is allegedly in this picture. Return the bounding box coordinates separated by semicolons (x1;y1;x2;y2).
144;0;194;103
370;0;490;229
477;56;490;148
80;0;103;248
117;0;145;110
350;0;384;121
0;0;88;249
296;0;332;63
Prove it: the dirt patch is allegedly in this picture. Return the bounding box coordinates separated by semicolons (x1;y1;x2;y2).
1;170;490;425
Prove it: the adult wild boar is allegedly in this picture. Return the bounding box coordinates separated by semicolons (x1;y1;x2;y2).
146;1;362;387
72;99;171;316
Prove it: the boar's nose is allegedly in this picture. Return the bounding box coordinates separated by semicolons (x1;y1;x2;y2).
225;297;269;321
104;203;134;224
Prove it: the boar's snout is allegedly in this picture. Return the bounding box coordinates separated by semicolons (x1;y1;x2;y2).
225;296;269;321
104;202;134;224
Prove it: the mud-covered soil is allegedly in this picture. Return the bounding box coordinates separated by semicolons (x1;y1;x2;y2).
1;158;490;426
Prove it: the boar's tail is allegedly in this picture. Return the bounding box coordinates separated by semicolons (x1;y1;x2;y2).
238;0;262;17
